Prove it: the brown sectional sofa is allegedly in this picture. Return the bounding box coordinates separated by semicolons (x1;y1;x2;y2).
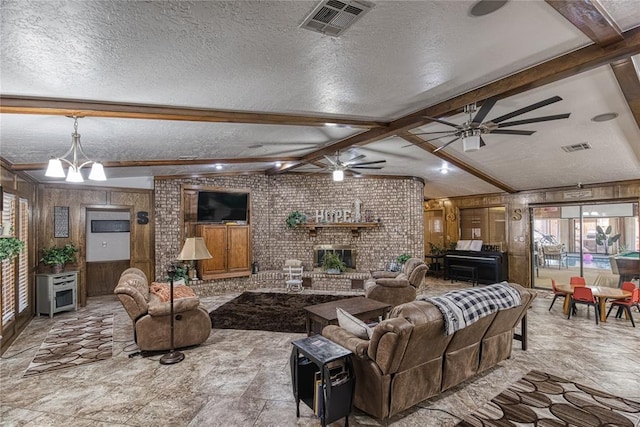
322;282;535;420
114;267;211;352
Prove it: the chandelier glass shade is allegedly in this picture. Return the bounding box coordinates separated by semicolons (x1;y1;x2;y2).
45;117;106;182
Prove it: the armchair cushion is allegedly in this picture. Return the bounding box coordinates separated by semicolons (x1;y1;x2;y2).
371;271;400;279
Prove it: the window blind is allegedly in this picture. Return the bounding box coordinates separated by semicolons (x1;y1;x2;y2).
18;197;29;314
1;192;16;325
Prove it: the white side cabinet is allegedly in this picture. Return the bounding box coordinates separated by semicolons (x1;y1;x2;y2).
36;271;78;318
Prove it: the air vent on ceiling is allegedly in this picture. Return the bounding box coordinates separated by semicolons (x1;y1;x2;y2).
300;0;374;37
561;142;592;153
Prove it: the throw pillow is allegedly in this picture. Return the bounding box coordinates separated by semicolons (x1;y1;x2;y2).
336;307;373;339
149;282;196;302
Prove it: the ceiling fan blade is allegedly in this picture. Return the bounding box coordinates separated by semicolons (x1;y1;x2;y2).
411;130;459;136
490;129;536;135
471;97;498;124
346;154;366;163
480;136;487;147
497;113;571;127
433;136;461;153
490;96;563;124
323;155;337;166
422;116;462;129
350;160;386;166
348;166;384;169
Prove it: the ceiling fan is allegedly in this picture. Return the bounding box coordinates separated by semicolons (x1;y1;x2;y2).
412;96;571;153
323;151;386;181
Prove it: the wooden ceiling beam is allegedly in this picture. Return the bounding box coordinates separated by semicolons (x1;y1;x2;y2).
399;133;517;194
8;156;302;171
610;58;640;159
545;0;623;47
0;95;384;129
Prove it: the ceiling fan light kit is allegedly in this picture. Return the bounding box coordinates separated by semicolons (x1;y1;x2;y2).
45;116;107;183
332;169;344;181
462;132;481;152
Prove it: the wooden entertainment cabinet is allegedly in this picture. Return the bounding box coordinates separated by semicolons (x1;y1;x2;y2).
196;224;251;279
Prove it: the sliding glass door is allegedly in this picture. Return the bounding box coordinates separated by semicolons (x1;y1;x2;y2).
531;202;639;289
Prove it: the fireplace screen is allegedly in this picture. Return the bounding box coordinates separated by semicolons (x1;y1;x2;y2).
314;245;356;270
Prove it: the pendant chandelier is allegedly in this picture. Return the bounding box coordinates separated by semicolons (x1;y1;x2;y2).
45;116;106;182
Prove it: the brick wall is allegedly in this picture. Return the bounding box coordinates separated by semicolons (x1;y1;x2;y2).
154;174;424;289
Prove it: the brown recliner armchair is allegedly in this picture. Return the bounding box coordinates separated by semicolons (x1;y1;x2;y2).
114;267;211;352
364;258;429;306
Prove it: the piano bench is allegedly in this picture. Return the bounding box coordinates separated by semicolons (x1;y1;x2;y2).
449;265;478;287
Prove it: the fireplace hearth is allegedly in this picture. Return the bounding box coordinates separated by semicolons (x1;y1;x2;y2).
314;245;356;270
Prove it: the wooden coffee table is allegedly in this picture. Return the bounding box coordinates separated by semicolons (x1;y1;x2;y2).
303;296;391;336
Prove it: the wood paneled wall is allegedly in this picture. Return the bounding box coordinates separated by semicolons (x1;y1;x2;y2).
38;185;154;306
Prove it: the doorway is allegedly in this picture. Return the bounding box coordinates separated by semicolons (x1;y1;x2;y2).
85;209;131;296
531;202;639;289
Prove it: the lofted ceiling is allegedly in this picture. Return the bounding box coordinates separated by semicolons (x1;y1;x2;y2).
1;0;640;198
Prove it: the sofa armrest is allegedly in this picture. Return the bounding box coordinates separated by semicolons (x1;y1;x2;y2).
322;325;370;358
367;317;413;375
148;296;200;316
371;271;400;279
114;286;148;320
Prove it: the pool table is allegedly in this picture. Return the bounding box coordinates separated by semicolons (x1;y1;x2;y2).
610;251;640;287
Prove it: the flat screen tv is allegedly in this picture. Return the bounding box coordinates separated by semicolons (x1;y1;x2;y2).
197;191;249;223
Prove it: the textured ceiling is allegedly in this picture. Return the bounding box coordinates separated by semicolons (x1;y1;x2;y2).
1;0;640;198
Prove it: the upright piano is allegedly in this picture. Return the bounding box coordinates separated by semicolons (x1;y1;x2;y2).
444;250;508;285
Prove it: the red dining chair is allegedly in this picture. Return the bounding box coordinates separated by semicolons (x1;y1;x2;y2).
569;276;586;286
549;279;567;311
606;287;639;328
568;286;599;325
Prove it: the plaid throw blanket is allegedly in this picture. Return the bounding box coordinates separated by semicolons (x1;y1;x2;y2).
420;282;522;335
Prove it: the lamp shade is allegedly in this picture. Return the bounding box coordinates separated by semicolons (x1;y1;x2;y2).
462;134;481;152
89;162;107;181
332;169;344;181
66;166;84;182
177;237;212;261
45;158;66;178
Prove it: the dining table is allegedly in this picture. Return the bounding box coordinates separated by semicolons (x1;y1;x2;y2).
556;284;632;322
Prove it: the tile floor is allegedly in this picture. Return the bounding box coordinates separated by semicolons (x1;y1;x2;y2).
1;278;639;426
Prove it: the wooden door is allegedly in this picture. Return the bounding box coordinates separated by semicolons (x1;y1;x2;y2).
227;226;250;272
197;225;227;278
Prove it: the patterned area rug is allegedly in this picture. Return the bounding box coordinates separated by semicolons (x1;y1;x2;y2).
209;292;352;333
24;314;113;377
457;370;640;426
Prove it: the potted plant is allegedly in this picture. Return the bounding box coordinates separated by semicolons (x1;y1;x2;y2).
396;253;412;266
40;243;78;273
286;211;307;229
321;252;347;274
166;264;189;284
0;237;25;262
595;225;621;255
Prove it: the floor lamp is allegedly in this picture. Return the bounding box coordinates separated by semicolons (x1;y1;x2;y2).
159;237;212;365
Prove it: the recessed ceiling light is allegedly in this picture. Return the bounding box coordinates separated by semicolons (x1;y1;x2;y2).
591;112;618;122
275;161;282;167
215;164;223;170
469;0;508;17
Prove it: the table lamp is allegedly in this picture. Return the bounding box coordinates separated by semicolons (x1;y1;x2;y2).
159;237;212;365
177;237;213;281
